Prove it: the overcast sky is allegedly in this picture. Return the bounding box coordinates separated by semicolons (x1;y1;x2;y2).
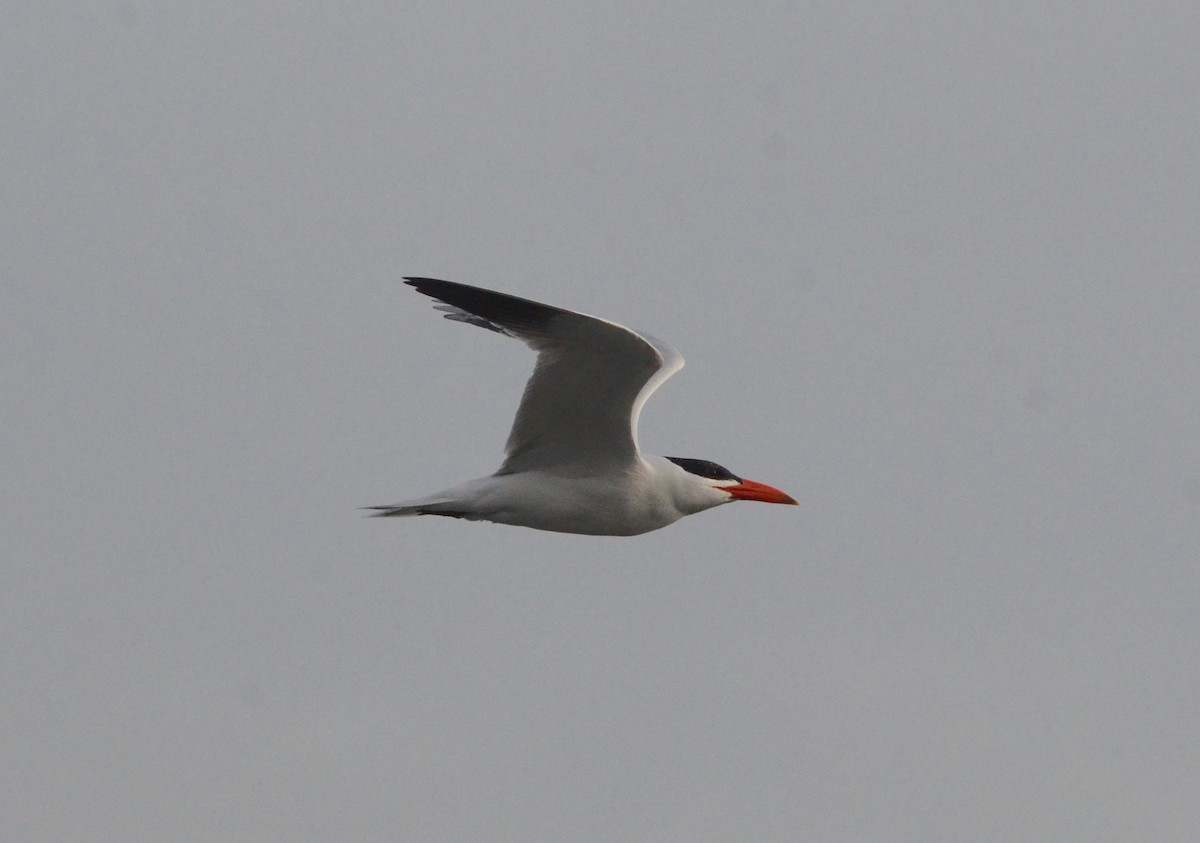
4;2;1198;841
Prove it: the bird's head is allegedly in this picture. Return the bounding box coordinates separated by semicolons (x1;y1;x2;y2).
664;456;798;508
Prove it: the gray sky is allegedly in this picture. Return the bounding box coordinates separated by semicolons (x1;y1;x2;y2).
4;2;1198;841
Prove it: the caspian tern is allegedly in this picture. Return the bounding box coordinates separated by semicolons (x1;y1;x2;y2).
369;278;798;535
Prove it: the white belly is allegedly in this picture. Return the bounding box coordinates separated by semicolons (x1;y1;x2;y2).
454;470;685;536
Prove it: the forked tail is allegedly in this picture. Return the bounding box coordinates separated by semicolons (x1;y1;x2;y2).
364;496;468;519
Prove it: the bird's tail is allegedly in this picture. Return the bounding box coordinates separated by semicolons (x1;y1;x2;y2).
364;495;467;519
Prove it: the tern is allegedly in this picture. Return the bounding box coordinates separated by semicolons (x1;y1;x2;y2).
369;278;798;535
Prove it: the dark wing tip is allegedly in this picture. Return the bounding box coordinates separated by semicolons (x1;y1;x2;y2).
401;277;568;335
403;277;452;296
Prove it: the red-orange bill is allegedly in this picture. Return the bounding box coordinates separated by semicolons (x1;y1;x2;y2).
724;479;799;506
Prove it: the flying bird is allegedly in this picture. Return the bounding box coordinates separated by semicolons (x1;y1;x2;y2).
369;278;797;535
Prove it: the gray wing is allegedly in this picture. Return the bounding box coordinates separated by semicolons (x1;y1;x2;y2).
404;278;684;474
